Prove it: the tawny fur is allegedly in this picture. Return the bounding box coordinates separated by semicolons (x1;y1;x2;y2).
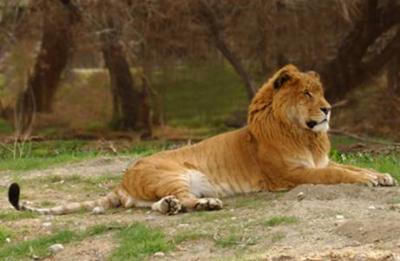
9;64;396;215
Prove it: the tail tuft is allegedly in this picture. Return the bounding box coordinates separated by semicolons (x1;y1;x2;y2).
8;183;21;210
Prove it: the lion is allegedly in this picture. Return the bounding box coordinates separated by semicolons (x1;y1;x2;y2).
8;64;397;215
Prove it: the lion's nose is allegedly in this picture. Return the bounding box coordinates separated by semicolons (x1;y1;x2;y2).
320;107;331;115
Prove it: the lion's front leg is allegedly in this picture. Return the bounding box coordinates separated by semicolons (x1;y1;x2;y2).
285;165;396;187
329;162;397;186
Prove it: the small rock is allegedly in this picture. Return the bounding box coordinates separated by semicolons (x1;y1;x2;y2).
49;243;64;254
368;205;376;210
44;215;54;221
42;222;52;228
231;217;237;221
92;206;105;215
335;215;344;220
177;223;189;229
176;245;185;251
153;251;165;257
5;238;11;243
145;215;156;221
297;192;305;201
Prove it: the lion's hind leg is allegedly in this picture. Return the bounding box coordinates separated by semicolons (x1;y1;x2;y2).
193;198;223;211
150;194;223;215
177;169;223;211
124;161;223;215
150;170;223;214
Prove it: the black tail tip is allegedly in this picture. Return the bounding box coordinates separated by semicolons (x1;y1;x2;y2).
8;183;20;210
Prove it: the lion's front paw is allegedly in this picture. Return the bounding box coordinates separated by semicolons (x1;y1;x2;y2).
152;196;182;215
376;173;397;186
358;173;397;187
194;198;223;211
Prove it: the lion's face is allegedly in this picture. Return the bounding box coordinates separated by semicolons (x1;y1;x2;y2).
272;66;331;133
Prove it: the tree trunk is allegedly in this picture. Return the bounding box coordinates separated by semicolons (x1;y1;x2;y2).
198;1;256;100
388;54;400;96
101;36;141;130
319;0;400;102
213;36;256;100
15;0;77;134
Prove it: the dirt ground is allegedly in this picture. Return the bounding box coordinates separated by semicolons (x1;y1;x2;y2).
1;157;400;261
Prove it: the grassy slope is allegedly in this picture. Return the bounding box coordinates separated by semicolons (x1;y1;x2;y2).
0;140;166;172
1;143;399;260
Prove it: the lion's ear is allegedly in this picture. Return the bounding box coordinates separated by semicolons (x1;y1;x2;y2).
307;70;320;79
273;72;291;90
273;64;299;90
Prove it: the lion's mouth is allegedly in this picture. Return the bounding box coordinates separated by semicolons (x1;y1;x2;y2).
306;119;327;129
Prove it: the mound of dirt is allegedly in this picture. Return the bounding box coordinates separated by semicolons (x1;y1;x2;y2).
265;246;399;261
336;218;400;245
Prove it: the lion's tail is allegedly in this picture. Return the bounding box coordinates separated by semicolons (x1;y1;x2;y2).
7;183;127;215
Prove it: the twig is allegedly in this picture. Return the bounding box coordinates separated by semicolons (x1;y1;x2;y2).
329;129;400;146
0;142;13;153
331;99;349;109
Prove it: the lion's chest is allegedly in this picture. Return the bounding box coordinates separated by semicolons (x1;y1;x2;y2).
314;155;329;168
291;153;329;169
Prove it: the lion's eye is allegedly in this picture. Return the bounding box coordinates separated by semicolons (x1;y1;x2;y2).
304;91;312;98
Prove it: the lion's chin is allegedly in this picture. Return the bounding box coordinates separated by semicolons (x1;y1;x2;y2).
310;121;329;133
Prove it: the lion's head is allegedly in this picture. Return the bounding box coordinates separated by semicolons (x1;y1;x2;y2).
248;64;331;135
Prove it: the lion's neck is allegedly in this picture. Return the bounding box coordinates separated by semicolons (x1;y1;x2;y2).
249;111;331;157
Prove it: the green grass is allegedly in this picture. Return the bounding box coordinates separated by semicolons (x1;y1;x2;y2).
330;150;400;181
0;227;12;248
0;230;76;260
388;197;400;204
263;216;299;227
0;140;96;171
174;230;212;244
0;139;169;172
330;135;359;147
109;222;173;261
330;134;400;181
213;225;258;248
0;153;99;172
0;119;13;134
271;232;286;243
215;233;241;248
0;211;39;221
0;224;122;260
153;63;248;129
